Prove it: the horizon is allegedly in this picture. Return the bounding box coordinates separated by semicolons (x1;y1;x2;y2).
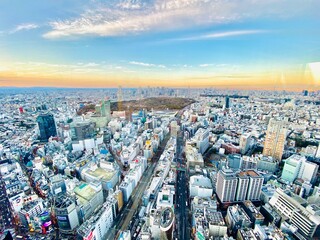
0;0;320;89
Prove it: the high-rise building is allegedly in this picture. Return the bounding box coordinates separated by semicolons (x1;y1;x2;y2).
37;113;57;142
225;96;230;109
246;170;264;201
236;173;249;201
77;202;114;240
269;188;320;239
50;174;66;195
227;154;242;170
239;133;251;154
281;155;304;183
74;182;104;221
189;175;213;198
303;89;309;96
241;156;257;171
263;118;287;161
70;120;95;141
170;121;179;138
256;155;278;173
216;168;263;203
225;204;252;235
281;154;318;184
54;194;80;233
298;159;319;184
100;99;111;120
216;167;238;203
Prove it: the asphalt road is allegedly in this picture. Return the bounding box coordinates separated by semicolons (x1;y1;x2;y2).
175;131;190;240
105;134;171;240
0;178;14;232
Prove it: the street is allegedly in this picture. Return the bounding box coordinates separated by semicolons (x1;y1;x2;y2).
174;112;190;240
105;133;171;240
0;178;14;232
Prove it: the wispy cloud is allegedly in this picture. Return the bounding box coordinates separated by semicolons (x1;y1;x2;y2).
129;61;166;68
199;64;215;68
173;30;267;41
2;61;132;77
42;0;312;39
11;23;39;34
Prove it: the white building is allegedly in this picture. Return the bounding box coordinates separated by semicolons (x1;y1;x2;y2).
282;154;318;184
77;202;114;240
216;168;238;203
185;145;204;169
170;121;179;138
190;175;213;198
269;188;320;239
298;159;319;184
239;133;251;154
156;186;174;209
119;178;135;202
120;143;140;166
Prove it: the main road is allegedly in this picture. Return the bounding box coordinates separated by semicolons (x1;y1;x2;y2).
175;109;190;240
105;133;171;240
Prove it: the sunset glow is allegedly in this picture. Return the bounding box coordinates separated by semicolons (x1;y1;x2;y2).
0;0;319;90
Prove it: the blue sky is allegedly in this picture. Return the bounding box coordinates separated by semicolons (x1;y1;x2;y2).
0;0;319;88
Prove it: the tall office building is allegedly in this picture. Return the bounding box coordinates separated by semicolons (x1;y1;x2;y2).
100;99;111;119
269;188;320;239
263;118;287;161
37;113;57;142
170;121;179;138
281;155;304;183
217;168;263;203
239;133;251;154
225;96;230;109
246;170;264;201
70;120;95;141
236;173;249;201
216;167;238;203
281;154;319;184
227;154;242;170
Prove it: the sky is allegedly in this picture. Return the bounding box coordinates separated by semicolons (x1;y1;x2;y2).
0;0;320;90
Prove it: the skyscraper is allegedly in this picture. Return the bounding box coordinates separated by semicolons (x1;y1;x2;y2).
246;170;264;201
216;168;263;203
225;96;230;109
37;113;57;142
236;173;249;201
239;133;251;154
216;167;238;203
263;118;287;161
99;99;111;121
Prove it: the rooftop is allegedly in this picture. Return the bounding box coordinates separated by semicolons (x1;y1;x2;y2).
86;167;116;181
74;182;98;205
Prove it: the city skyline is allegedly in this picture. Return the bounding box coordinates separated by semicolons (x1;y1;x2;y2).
0;0;320;89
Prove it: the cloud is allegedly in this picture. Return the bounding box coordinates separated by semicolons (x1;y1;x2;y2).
11;23;39;33
174;30;267;41
129;61;166;68
42;0;315;39
199;64;214;67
